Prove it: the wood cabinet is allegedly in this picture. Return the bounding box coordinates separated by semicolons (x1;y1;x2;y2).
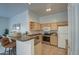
51;23;58;30
35;23;41;30
30;22;35;30
30;22;41;31
34;42;42;55
50;34;58;46
41;23;51;30
41;23;51;27
30;22;67;31
41;23;58;30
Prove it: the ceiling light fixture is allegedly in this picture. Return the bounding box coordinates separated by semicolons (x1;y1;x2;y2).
28;3;31;5
46;8;51;12
28;0;31;5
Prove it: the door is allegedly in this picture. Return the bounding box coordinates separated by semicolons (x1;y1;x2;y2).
58;26;68;48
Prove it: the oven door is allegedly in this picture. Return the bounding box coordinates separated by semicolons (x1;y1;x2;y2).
43;35;50;42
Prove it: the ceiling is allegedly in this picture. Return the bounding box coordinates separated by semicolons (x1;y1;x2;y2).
27;3;68;16
0;3;67;18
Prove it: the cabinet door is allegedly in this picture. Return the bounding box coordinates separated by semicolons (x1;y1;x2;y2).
51;23;58;30
41;23;51;30
34;22;37;30
34;42;42;55
50;35;58;46
30;22;41;31
35;23;41;30
30;22;35;30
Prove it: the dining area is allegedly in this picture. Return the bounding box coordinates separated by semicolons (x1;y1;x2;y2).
0;34;16;55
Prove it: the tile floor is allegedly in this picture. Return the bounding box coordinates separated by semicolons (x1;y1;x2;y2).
0;43;66;55
42;43;66;55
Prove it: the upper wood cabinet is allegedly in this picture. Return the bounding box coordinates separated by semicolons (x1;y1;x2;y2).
41;23;51;30
35;23;41;30
50;23;58;30
30;21;67;31
41;23;58;30
30;21;41;31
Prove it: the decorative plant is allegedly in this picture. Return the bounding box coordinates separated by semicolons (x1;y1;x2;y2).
4;28;9;35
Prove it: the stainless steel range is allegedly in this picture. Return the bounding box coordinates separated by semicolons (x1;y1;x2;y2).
42;30;51;42
42;27;57;42
42;27;51;42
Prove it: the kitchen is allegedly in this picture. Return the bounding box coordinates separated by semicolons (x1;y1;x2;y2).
0;3;68;55
29;19;68;55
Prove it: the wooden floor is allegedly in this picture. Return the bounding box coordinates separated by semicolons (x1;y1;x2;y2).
42;43;66;55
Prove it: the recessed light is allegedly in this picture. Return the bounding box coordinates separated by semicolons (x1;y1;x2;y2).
28;3;31;5
28;0;31;5
46;8;51;12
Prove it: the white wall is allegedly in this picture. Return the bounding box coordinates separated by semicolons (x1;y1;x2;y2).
0;17;9;35
7;4;28;18
0;6;8;18
0;4;28;18
9;10;30;33
68;3;79;55
9;9;41;33
39;11;68;23
68;4;74;55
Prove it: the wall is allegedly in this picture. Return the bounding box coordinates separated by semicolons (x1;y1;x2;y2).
58;26;68;48
68;4;79;55
0;5;8;18
0;17;9;35
6;4;28;18
9;10;30;33
0;4;28;18
39;11;68;23
9;4;40;34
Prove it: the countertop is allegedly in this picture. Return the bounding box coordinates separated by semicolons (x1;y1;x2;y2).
17;38;40;45
16;37;40;45
11;32;57;41
11;33;41;45
10;32;57;45
27;33;42;36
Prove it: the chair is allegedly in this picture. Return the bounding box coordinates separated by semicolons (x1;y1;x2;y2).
0;35;2;39
65;40;68;55
1;37;16;55
0;42;5;54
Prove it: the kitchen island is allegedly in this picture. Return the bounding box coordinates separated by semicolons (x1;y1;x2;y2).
16;39;34;55
15;33;42;55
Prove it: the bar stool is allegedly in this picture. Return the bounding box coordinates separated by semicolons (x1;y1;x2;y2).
1;37;16;55
65;40;68;55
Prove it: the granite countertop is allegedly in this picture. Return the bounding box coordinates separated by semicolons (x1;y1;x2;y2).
16;35;36;41
10;33;41;40
16;36;41;45
11;32;57;41
13;33;41;45
27;33;42;36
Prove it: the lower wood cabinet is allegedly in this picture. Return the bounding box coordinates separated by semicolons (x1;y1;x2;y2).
50;34;58;46
34;42;42;55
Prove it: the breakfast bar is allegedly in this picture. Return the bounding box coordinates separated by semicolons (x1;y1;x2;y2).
11;33;42;55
